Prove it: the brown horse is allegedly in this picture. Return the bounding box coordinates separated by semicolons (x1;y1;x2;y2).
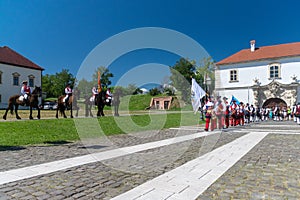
56;95;74;118
55;90;79;118
3;86;42;120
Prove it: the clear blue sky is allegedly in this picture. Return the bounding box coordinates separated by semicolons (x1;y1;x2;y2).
0;0;299;86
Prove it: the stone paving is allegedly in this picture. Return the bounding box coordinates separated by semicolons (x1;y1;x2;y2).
0;120;299;199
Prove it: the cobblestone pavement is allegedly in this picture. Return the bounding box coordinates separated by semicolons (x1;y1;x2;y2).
0;120;299;199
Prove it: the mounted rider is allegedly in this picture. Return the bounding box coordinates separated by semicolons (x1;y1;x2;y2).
20;80;31;105
63;83;72;105
105;87;112;104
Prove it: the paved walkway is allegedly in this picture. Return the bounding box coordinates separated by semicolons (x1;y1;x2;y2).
0;121;299;199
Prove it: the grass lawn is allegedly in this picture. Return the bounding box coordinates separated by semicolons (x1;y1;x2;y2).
0;111;203;147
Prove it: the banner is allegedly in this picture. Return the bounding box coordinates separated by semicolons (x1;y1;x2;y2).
191;78;206;113
98;71;102;92
230;95;240;105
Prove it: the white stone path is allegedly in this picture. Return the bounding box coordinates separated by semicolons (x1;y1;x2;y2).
0;123;298;199
112;131;269;200
0;130;217;185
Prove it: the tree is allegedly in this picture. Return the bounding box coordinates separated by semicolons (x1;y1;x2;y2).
92;66;113;90
169;58;195;102
42;69;75;98
194;57;215;94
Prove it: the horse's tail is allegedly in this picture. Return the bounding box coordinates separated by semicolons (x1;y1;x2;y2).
59;105;65;116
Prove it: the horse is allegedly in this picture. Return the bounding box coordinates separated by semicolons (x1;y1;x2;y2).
85;90;111;117
3;86;42;120
96;90;112;117
55;89;80;119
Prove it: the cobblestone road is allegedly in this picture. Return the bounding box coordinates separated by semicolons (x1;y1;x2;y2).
0;120;299;199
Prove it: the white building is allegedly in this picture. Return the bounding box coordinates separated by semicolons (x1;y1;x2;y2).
215;41;300;108
0;46;44;108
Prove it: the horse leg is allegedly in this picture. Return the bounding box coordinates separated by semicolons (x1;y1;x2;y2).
37;106;41;119
56;107;59;118
3;106;10;120
29;106;33;120
15;105;21;119
89;104;93;117
70;104;73;118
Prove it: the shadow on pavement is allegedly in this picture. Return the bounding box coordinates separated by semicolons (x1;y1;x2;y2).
0;145;26;151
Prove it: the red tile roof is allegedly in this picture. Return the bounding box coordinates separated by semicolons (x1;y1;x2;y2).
217;42;300;65
0;46;44;70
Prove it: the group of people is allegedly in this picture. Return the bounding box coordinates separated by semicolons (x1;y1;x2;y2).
19;81;113;107
202;96;300;131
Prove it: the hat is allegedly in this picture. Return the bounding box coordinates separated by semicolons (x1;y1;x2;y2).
22;80;28;84
223;97;228;100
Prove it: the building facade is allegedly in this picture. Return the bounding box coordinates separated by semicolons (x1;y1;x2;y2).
215;41;300;108
0;46;44;108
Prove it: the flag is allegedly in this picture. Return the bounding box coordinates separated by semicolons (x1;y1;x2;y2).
230;95;240;105
191;78;206;113
98;71;102;92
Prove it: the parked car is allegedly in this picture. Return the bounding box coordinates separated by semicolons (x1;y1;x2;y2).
43;102;57;110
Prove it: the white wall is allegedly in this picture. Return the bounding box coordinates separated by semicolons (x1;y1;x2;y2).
0;63;42;108
215;56;300;105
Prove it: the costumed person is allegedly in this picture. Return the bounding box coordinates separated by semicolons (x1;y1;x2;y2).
295;103;300;125
204;101;214;131
63;83;72;104
20;80;31;105
244;103;251;123
105;88;112;104
273;105;279;121
91;86;98;102
223;97;230;128
230;100;238;126
238;102;245;126
215;96;224;129
250;104;255;122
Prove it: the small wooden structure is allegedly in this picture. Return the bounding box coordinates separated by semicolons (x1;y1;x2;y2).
149;96;173;110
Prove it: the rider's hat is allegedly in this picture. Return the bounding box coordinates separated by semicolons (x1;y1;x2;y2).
22;80;28;84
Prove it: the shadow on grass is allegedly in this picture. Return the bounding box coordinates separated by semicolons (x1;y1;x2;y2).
0;146;26;151
43;140;73;145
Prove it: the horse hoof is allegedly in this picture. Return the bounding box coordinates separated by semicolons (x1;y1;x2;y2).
17;117;21;120
70;116;73;118
3;116;6;120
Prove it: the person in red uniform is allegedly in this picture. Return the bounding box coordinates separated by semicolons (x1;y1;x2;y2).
223;97;230;128
20;80;31;105
204;101;214;131
230;100;238;126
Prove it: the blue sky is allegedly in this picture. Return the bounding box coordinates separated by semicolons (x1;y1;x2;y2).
0;0;299;86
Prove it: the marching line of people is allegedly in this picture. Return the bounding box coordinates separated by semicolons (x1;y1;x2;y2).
201;96;300;131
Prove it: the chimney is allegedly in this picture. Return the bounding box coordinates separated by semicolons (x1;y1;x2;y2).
250;40;256;52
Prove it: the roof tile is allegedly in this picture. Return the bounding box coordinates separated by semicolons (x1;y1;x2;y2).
0;46;44;70
217;42;300;65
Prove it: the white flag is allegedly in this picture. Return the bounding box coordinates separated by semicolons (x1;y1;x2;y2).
191;78;206;113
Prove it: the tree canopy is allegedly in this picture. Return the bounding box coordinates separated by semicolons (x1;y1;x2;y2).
42;69;75;98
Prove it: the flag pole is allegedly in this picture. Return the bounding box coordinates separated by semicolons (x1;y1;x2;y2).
98;71;102;92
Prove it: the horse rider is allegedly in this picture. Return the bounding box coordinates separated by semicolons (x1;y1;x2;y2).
106;88;112;103
21;80;31;105
63;83;72;105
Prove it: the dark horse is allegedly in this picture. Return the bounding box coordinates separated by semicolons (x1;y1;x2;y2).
85;90;111;117
55;90;80;119
3;86;42;120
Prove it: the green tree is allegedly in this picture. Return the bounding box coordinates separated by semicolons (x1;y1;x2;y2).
92;66;113;90
170;58;195;102
194;57;215;94
42;69;75;98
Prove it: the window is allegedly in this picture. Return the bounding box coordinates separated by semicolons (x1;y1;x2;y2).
12;72;20;86
229;70;238;82
28;75;35;87
0;94;1;103
269;63;281;79
0;71;2;84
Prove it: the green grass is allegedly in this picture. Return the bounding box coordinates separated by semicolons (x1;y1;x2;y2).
0;112;202;147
